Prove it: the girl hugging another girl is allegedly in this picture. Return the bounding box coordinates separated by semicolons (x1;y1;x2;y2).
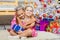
9;6;36;38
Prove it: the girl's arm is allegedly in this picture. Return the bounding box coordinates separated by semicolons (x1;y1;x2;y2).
17;17;26;28
25;22;35;29
26;17;36;25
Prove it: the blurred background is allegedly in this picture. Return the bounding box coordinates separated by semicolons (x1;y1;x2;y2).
0;0;60;30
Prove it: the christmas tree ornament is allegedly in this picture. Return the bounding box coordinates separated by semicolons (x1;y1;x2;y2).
24;0;28;6
43;4;47;8
34;2;38;8
39;0;44;3
49;15;53;18
56;9;60;13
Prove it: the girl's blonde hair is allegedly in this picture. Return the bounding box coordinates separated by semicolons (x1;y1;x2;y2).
25;6;33;11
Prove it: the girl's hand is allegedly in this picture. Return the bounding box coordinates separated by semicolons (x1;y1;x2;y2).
25;22;35;29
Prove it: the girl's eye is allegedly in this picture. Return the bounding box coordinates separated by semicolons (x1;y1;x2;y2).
26;10;29;11
30;10;33;12
18;14;21;16
18;13;24;16
26;10;33;12
21;13;23;14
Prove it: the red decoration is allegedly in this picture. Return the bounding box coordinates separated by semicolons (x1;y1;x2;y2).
57;10;60;13
50;21;59;32
39;0;44;2
43;14;47;17
49;15;53;18
43;4;47;8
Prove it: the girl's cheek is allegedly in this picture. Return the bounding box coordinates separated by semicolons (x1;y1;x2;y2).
30;12;33;14
30;13;33;15
25;12;27;14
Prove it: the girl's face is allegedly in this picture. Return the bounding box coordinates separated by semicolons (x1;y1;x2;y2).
25;7;33;16
17;9;25;19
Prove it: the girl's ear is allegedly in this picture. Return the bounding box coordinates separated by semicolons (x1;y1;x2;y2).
15;12;19;17
15;13;17;17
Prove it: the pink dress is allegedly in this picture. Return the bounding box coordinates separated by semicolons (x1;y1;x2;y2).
11;16;16;29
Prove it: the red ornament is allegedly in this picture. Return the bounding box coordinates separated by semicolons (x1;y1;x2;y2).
49;15;53;18
43;14;46;17
43;4;47;8
39;0;44;2
57;10;60;13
